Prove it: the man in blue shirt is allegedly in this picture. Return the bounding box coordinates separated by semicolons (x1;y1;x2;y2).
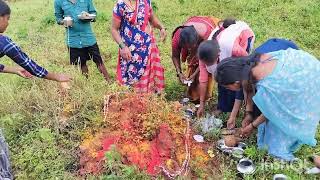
0;1;71;178
54;0;110;81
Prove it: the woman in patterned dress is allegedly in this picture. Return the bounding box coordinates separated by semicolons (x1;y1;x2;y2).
215;48;320;161
111;0;166;93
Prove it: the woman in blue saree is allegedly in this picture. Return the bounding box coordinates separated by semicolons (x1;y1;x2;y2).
215;48;320;161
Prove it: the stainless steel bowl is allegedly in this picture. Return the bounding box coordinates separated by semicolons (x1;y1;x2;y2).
273;174;288;180
232;147;244;159
237;142;247;149
237;158;256;174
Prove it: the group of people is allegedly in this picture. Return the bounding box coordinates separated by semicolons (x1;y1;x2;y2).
0;0;319;178
54;0;167;93
173;16;320;161
110;1;320;162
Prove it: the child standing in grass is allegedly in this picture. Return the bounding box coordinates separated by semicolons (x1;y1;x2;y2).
54;0;110;81
0;1;71;179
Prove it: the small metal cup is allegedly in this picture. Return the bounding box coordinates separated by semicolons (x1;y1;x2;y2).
237;142;247;149
232;147;244;159
237;158;256;174
181;97;190;106
273;174;288;180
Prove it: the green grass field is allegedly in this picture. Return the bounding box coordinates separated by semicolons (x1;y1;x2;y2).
0;0;320;179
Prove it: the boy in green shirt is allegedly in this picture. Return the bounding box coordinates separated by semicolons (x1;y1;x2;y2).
54;0;110;81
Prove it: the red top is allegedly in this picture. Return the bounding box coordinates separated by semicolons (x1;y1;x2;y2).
172;16;219;66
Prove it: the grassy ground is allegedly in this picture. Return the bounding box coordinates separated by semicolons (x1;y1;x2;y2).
0;0;320;179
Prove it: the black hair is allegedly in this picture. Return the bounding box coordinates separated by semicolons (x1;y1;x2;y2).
197;39;220;64
215;53;262;107
178;26;199;47
0;0;10;16
214;53;261;86
222;18;236;28
172;25;185;38
211;18;236;40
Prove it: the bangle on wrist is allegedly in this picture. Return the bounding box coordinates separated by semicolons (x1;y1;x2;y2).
251;122;257;129
119;42;125;49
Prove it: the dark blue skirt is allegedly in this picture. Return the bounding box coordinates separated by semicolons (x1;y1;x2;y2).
217;85;244;112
